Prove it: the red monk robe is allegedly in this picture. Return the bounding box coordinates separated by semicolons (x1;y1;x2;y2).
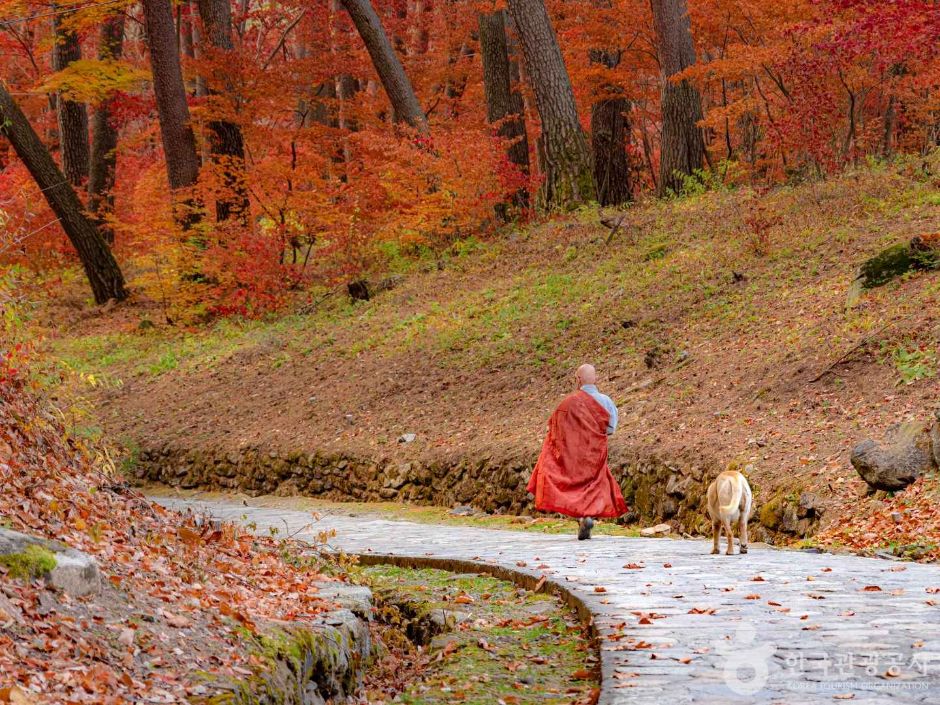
527;390;628;518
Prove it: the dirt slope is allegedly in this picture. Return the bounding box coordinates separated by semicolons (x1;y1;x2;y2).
51;161;940;543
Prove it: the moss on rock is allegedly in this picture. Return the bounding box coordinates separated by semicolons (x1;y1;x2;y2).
0;544;57;581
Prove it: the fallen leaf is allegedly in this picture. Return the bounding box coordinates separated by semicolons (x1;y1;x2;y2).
833;694;855;700
594;586;607;593
745;594;761;600
623;563;645;569
572;669;593;680
861;585;882;592
162;611;192;628
118;628;135;647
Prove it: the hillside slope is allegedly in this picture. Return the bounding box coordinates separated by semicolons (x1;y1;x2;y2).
51;161;940;547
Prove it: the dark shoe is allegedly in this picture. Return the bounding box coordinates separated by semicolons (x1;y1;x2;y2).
577;518;595;541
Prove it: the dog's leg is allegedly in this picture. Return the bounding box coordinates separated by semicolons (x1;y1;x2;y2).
723;518;734;555
711;520;720;555
739;514;749;554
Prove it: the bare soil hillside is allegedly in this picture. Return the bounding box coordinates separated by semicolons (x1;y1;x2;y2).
48;161;940;552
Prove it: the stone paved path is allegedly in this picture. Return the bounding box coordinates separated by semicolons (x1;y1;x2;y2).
155;497;940;704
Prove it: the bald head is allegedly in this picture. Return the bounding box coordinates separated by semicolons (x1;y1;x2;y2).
576;363;597;387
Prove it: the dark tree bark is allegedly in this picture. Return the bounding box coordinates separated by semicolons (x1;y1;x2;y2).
52;10;89;186
478;10;529;218
0;82;127;304
196;0;250;223
88;13;125;244
650;0;706;196
339;0;428;134
143;0;201;225
506;0;594;211
590;49;631;206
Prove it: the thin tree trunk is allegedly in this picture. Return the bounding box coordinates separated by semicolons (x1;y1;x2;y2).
0;82;127;304
196;0;250;223
52;9;89;186
88;13;125;244
143;0;202;226
650;0;706;196
506;0;594;211
478;10;529;218
590;49;631;206
339;0;428;134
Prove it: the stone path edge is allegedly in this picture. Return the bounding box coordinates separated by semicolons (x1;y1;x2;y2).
354;552;608;704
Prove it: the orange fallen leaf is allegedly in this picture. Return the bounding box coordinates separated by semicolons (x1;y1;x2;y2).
861;585;882;592
594;586;607;593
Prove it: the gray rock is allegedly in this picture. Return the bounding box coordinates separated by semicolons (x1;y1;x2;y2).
449;505;476;516
640;523;671;536
851;421;936;491
315;583;373;620
397;433;417;444
0;528;100;597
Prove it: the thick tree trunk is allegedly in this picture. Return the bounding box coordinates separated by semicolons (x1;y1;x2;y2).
650;0;706;196
88;14;125;244
339;0;428;134
0;82;127;304
478;10;529;217
143;0;202;225
590;49;631;206
52;10;89;186
196;0;250;223
506;0;594;211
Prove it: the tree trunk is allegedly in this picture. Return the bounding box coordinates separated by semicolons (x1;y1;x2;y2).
143;0;202;225
52;9;89;186
196;0;250;223
88;13;125;244
590;49;631;206
478;10;529;218
506;0;593;211
650;0;706;196
0;82;127;304
339;0;428;134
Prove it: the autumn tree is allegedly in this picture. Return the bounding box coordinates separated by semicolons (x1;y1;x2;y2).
142;0;201;225
339;0;429;134
650;0;706;195
506;0;594;210
0;81;127;304
87;13;125;243
52;7;89;186
478;9;529;217
196;0;250;222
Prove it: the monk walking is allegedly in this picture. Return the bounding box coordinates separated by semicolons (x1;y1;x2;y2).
527;364;628;540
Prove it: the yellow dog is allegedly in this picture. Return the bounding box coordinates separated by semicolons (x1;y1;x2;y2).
706;468;753;555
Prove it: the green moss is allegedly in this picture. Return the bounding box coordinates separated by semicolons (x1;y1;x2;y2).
0;544;57;580
759;497;783;531
363;565;594;704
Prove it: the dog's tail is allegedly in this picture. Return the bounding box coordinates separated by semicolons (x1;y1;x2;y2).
719;474;743;515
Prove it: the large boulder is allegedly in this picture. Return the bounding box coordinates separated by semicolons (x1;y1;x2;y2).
851;420;937;492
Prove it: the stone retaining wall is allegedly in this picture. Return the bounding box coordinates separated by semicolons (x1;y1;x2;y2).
136;444;819;539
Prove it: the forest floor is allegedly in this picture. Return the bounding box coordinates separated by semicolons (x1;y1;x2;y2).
32;158;940;558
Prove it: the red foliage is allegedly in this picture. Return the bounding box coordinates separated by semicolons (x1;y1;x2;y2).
0;0;938;313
